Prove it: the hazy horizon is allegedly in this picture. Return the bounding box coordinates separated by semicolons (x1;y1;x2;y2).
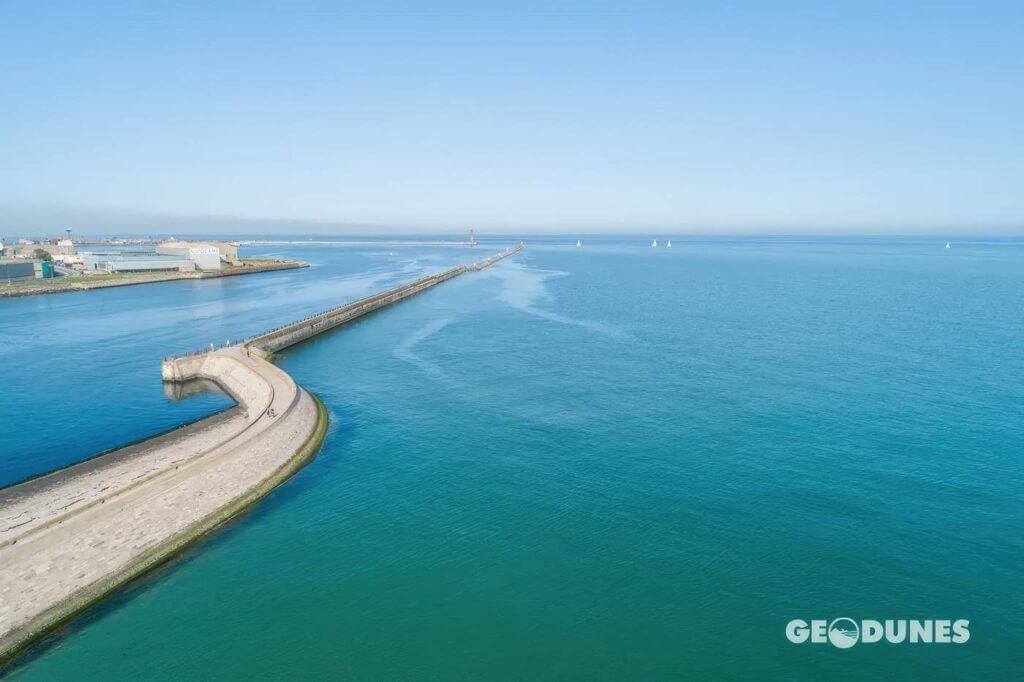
4;202;1024;239
3;2;1022;234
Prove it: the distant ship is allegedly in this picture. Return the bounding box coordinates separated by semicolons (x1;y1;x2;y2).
652;239;658;247
576;240;582;247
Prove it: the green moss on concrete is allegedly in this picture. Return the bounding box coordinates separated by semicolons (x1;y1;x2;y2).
0;392;329;671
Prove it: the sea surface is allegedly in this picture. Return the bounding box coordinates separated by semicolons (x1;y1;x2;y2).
1;236;1021;679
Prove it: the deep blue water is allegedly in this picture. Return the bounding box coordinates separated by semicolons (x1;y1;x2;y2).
1;237;1021;678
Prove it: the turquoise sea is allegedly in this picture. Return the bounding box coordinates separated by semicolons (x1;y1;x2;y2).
1;237;1021;678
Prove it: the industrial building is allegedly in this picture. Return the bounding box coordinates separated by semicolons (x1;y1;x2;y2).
0;259;36;282
2;236;244;279
5;242;65;259
80;253;196;274
155;240;241;269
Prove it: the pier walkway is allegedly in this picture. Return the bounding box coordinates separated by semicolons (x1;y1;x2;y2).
0;243;523;666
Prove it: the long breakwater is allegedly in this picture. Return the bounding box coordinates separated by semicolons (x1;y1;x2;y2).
0;244;523;668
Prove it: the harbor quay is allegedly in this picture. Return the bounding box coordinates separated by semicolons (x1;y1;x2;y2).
0;258;307;299
0;233;307;298
0;244;523;668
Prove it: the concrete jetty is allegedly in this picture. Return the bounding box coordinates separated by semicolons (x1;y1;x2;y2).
0;243;523;667
471;242;523;271
246;265;468;355
0;258;307;299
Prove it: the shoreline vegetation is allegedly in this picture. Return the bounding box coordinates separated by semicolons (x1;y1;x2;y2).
0;258;307;299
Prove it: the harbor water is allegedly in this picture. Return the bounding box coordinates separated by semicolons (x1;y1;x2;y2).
1;237;1021;678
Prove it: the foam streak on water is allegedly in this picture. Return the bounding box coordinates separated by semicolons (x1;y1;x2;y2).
394;317;455;381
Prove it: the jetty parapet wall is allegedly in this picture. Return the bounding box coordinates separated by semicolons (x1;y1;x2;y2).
0;244;523;668
471;242;523;270
247;264;468;354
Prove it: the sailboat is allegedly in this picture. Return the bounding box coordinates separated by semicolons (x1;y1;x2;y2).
667;240;672;248
945;242;952;249
576;240;582;248
652;239;658;247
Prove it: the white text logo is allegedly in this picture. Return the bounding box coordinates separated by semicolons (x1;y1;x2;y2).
786;619;970;648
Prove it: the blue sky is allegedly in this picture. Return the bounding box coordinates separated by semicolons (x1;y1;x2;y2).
2;1;1022;234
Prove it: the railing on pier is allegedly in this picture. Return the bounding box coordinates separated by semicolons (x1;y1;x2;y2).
164;339;246;362
244;264;468;353
470;243;524;271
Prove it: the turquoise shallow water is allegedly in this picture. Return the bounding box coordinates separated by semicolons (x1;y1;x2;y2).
1;237;1022;678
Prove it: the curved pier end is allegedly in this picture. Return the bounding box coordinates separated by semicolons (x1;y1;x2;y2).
0;347;326;667
0;244;524;668
161;347;276;421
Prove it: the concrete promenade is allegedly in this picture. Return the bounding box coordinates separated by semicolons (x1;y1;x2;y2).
0;347;325;665
0;244;523;667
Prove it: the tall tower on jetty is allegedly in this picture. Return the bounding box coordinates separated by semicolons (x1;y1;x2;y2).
468;228;477;247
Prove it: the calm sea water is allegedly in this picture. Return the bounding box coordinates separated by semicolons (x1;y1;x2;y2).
1;237;1021;678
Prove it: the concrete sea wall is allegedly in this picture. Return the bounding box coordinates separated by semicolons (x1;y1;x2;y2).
0;244;523;668
247;264;468;354
0;346;323;665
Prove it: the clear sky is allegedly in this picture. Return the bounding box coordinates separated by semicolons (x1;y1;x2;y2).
2;1;1022;234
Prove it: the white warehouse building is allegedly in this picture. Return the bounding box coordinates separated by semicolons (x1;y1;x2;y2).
155;240;241;270
80;252;195;273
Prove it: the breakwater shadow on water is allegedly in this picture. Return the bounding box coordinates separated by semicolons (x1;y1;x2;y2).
0;404;240;493
162;377;224;402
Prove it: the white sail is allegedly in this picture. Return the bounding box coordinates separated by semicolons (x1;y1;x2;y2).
667;240;672;248
652;239;657;247
576;240;582;247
